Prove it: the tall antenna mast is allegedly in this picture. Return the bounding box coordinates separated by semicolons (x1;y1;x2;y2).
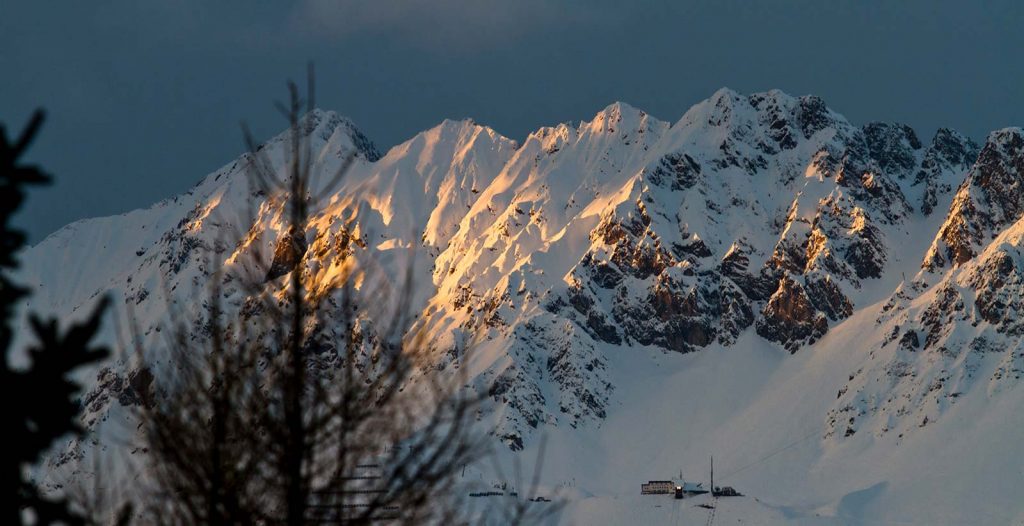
710;455;714;495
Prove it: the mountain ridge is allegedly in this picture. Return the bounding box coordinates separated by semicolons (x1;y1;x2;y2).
20;89;1024;524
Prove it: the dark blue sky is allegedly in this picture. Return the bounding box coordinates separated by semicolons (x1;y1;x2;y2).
3;1;1022;242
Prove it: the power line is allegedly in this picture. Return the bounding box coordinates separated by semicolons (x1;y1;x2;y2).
719;427;821;480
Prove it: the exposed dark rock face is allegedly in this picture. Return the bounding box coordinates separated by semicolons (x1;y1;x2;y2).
717;279;756;345
487;363;546;451
926;128;1024;270
862;122;922;179
804;274;853;321
843;222;886;280
967;247;1024;335
929;128;980;167
612;271;717;352
915;129;979;215
300;109;382;162
767;226;809;274
159;204;210;275
671;236;713;261
563;280;619;344
539;323;611;422
646;152;702;191
720;241;777;302
311;224;365;261
756;275;828;352
898;329;920;351
81;366;155;426
965;130;1024;225
833;148;912;224
567;199;777;353
796;95;834;139
749;92;799;151
266;226;308;281
920;284;965;350
479;316;613;451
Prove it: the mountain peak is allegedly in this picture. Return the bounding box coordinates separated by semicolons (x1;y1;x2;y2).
258;108;381;162
432;117;510;142
584;101;656;131
388;118;517;165
595;100;644;118
985;126;1024;150
928;127;979;168
677;88;846;137
711;86;742;103
922;126;1024;270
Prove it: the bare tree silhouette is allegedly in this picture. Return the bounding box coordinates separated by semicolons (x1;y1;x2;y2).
133;70;558;525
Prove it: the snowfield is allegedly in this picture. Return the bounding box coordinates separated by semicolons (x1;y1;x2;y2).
18;89;1024;525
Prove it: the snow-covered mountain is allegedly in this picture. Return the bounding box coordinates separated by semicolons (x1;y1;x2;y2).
21;89;1024;524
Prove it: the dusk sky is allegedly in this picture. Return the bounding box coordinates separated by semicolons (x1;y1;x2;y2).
3;0;1022;241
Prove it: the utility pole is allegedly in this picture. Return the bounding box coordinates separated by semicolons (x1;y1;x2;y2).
710;456;714;495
